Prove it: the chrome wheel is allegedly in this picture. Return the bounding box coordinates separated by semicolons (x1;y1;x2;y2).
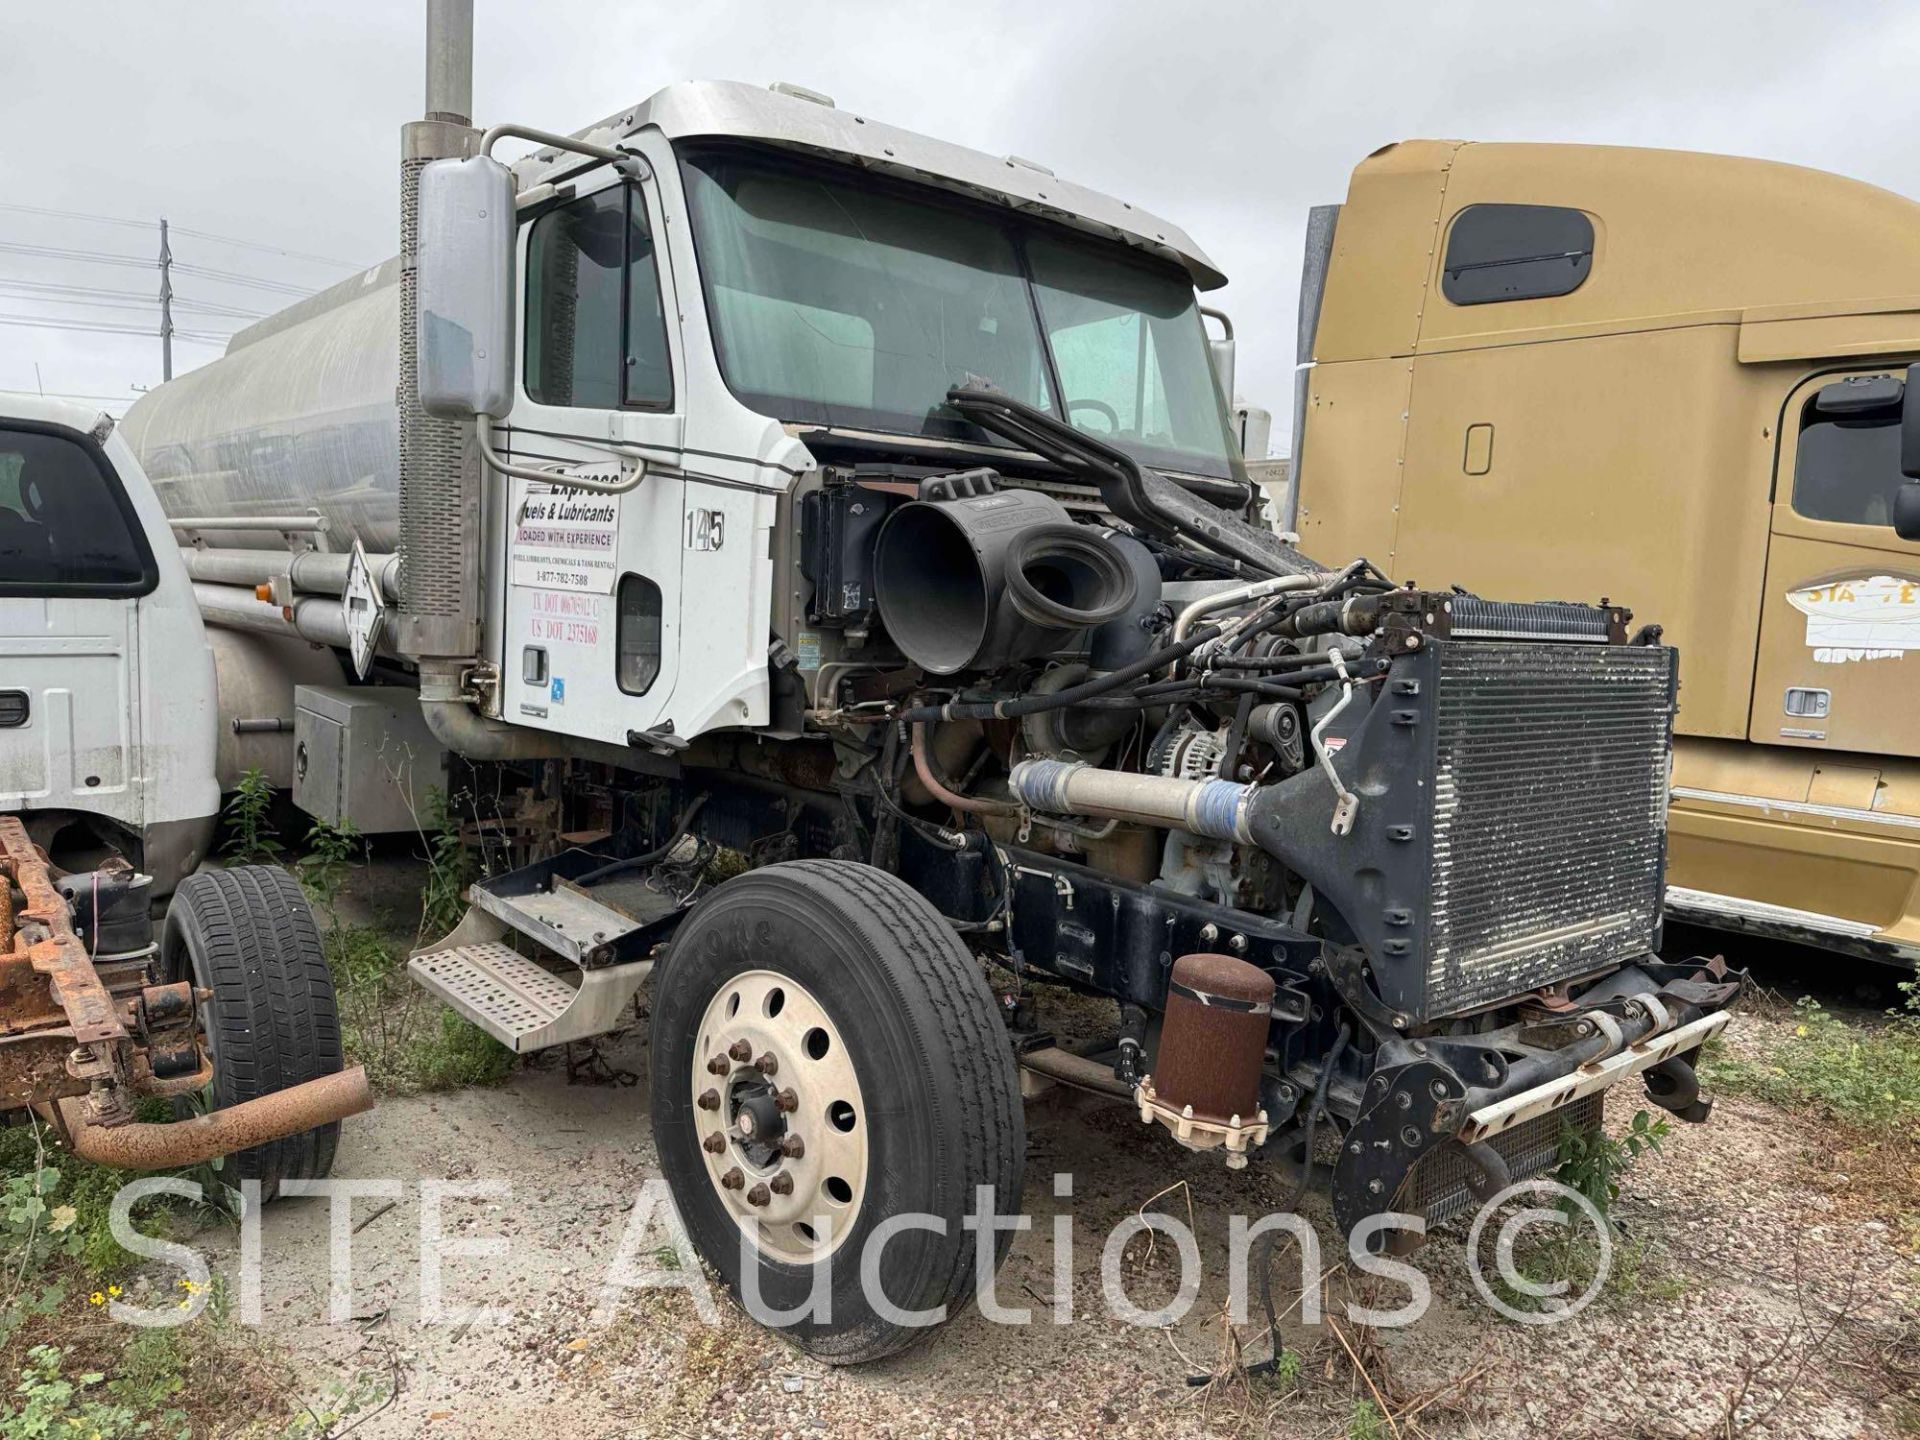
691;968;869;1263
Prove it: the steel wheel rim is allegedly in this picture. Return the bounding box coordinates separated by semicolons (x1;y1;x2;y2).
691;968;869;1263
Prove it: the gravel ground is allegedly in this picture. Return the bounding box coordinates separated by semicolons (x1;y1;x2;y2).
161;956;1918;1440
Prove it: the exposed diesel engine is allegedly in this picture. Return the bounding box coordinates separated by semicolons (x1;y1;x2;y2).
621;384;1748;1238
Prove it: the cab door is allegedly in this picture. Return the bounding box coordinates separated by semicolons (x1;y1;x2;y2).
1750;369;1920;758
0;420;152;825
500;168;686;746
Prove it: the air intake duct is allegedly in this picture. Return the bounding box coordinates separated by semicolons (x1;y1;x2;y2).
872;471;1136;674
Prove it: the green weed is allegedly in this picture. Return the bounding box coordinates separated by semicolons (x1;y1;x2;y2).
218;766;282;864
418;786;474;943
296;818;365;933
1;1343;188;1440
321;924;510;1093
1700;987;1920;1137
1555;1108;1671;1216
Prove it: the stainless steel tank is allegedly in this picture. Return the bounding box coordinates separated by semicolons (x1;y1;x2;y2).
121;260;403;552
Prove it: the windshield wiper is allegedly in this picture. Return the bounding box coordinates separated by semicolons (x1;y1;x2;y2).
945;385;1320;578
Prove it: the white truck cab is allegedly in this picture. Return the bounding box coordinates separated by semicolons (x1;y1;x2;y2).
0;393;219;891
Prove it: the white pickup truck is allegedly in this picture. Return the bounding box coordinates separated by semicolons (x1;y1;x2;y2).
0;392;368;1186
0;393;219;889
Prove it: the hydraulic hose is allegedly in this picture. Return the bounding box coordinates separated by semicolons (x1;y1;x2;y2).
899;624;1223;724
574;794;710;885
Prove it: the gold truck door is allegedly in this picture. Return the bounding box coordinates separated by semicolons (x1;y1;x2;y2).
1750;369;1920;757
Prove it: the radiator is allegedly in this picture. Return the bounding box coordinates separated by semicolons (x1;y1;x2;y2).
1409;1091;1605;1227
1424;641;1675;1015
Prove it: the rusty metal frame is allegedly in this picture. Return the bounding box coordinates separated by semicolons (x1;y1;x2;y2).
2;815;373;1166
0;815;135;1122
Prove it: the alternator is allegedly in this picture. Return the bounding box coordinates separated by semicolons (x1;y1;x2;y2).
1147;713;1229;781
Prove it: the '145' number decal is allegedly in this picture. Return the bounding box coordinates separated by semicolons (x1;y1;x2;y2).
686;508;725;552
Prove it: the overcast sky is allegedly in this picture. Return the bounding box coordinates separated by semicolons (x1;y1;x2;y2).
2;1;1914;452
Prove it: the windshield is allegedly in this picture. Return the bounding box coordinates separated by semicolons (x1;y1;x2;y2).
680;146;1240;479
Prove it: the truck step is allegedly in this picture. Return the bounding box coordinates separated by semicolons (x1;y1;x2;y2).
408;910;652;1053
465;847;691;968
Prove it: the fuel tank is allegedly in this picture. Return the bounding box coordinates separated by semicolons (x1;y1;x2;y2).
120;260;402;552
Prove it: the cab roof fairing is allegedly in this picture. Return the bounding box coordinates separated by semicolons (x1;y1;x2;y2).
510;79;1229;292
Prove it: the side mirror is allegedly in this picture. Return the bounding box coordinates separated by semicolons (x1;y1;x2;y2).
1897;481;1920;542
416;155;517;419
1198;305;1236;410
1895;364;1920;541
1901;363;1920;479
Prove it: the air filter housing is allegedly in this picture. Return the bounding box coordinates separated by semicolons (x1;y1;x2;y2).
871;472;1135;674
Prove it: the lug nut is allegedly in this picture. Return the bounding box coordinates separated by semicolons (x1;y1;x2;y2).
720;1167;745;1191
728;1039;753;1062
769;1172;794;1196
706;1056;729;1075
703;1133;727;1154
746;1182;771;1207
778;1134;805;1159
755;1051;778;1077
697;1088;721;1110
774;1088;799;1114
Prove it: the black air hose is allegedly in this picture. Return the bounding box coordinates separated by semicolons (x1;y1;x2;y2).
898;624;1223;723
573;794;710;886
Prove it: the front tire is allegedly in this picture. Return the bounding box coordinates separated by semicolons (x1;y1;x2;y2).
164;866;344;1199
649;860;1024;1363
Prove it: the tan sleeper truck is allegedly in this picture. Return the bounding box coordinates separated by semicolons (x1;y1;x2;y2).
1288;140;1920;966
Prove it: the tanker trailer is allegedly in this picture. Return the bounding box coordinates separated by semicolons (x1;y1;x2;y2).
118;0;1744;1364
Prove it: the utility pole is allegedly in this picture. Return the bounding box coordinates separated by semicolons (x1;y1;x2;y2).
158;216;174;381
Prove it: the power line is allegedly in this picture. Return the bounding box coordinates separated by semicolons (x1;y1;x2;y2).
0;239;154;272
0;278;266;320
168;261;313;297
169;223;364;271
0;290;160;316
0;201;366;270
0;241;319;296
0;314;233;345
175;296;266;320
0;202;153;232
0;277;159;304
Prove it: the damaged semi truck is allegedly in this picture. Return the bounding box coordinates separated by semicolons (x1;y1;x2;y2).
112;6;1742;1361
1286;139;1920;968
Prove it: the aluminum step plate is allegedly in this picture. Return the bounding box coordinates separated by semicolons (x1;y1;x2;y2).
408;934;652;1053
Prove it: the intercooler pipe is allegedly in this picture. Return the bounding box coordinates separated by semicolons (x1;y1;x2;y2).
180;548;400;602
191;582;350;649
1008;758;1255;843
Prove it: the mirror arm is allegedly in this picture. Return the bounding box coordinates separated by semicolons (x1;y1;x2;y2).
475;414;647;495
480;123;648;183
1198;305;1234;342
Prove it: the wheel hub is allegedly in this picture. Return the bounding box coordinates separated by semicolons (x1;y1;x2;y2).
691;969;869;1263
729;1080;786;1163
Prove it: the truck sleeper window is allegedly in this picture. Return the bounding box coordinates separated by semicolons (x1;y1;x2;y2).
524;186;673;410
0;426;154;597
1794;376;1907;528
1442;204;1594;306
